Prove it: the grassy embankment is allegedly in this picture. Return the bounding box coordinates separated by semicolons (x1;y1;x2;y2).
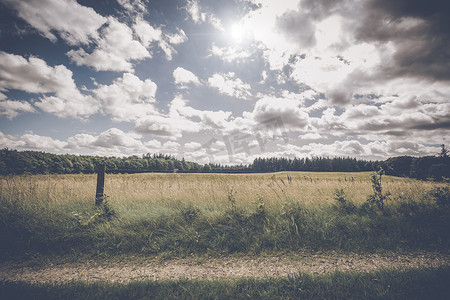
0;172;448;258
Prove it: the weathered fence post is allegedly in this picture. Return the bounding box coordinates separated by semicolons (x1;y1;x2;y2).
95;164;106;206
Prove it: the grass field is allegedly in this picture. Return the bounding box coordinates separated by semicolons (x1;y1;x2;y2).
0;171;448;257
0;171;442;213
1;171;449;298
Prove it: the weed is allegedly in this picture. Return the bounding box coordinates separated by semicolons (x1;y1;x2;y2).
180;204;201;225
99;195;116;219
227;188;237;213
280;200;304;240
254;194;266;219
73;195;115;227
427;186;450;208
366;169;391;212
333;188;356;214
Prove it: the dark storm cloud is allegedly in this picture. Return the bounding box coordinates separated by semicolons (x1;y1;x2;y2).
385;131;407;137
276;11;317;48
275;0;357;49
326;89;352;106
299;0;351;19
357;0;450;81
410;120;450;131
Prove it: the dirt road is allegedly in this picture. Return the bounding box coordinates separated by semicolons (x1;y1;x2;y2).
1;252;448;283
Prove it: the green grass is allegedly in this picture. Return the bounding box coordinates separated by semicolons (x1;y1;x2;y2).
0;172;449;259
1;267;449;300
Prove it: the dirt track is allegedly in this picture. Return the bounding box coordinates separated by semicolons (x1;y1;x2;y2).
1;252;449;283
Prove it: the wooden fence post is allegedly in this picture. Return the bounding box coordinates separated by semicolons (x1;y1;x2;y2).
95;164;106;206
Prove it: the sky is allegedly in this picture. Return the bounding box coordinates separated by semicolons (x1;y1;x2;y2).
0;0;449;165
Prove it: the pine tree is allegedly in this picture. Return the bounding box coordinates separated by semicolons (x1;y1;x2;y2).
439;144;448;158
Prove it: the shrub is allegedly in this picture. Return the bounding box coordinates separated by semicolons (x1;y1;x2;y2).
366;169;391;212
427;186;450;208
73;196;115;227
333;188;356;214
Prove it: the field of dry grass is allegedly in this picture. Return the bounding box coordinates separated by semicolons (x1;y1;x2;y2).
0;171;448;259
0;171;441;212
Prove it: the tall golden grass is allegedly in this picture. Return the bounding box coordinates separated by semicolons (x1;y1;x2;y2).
0;171;442;213
1;171;448;257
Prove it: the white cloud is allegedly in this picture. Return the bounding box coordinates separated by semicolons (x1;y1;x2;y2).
134;114;199;138
304;99;328;113
21;133;68;150
0;52;73;94
3;0;106;45
144;139;162;149
296;140;367;157
160;141;180;153
273;139;434;161
249;96;310;129
67;128;178;156
7;0;187;71
0;52;100;118
35;93;98;119
186;0;206;23
281;89;319;102
132;95;234;139
169;96;232;129
1;128;181;157
338;100;449;134
185;0;224;30
66;134;97;149
307;98;450;147
0;127;179;157
233;0;300;69
260;70;268;84
117;0;147;14
210;44;253;63
173;67;201;86
159;28;188;60
300;132;322;140
133;18;162;48
0;131;67;151
0;100;36;119
67;17;150;72
0;131;25;149
166;29;188;45
236;0;450;110
208;72;252;99
91;128;143;149
184;141;202;151
93;73;157;122
289;51;450;106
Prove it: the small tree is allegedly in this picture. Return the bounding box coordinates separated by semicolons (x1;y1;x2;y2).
439;144;448;158
366;168;391;211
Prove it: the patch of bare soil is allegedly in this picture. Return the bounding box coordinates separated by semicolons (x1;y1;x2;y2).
1;252;449;283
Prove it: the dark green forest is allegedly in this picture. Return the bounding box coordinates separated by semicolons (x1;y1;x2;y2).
1;146;449;181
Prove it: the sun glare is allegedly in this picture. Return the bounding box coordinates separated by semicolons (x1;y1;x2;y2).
230;23;245;43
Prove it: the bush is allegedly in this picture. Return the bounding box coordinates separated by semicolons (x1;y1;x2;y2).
333;188;356;214
427;186;450;208
366;169;390;212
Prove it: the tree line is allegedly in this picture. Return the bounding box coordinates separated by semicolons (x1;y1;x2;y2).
0;149;248;175
0;146;449;181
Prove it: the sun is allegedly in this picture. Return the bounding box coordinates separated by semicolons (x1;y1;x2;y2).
230;23;246;43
